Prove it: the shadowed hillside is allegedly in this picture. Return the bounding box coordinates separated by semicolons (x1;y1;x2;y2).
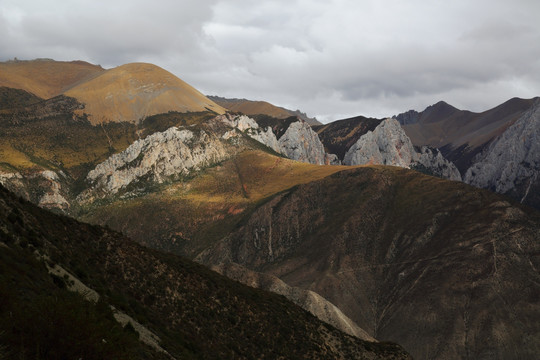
197;166;540;360
0;184;411;359
209;95;322;125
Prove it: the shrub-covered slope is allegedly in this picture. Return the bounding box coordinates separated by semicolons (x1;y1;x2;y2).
197;166;540;360
0;184;411;359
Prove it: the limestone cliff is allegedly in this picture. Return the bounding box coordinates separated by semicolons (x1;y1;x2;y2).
464;99;540;207
0;169;70;211
343;118;461;181
218;114;337;165
277;120;329;165
79;125;236;201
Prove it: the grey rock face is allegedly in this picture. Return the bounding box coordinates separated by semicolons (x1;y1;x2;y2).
343;118;416;167
343;118;461;181
0;169;70;210
394;109;420;125
415;146;462;181
219;114;336;165
464;99;540;198
277;120;328;165
80;126;231;200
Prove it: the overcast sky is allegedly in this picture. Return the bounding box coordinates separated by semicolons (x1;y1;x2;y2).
1;0;539;122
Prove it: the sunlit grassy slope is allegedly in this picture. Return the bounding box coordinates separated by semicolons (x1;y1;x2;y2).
80;150;357;256
0;59;104;99
65;63;225;124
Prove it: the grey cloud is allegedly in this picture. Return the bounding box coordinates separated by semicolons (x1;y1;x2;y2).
1;0;540;121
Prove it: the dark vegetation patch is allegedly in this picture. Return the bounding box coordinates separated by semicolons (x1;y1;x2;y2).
252;114;300;139
313;116;382;159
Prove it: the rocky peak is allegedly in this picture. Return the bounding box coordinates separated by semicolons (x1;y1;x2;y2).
218;114;338;165
464;98;540;206
79;125;234;201
394;109;420;125
277;120;329;165
343;118;416;167
343;118;461;181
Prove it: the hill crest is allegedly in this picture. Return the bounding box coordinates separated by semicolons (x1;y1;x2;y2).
64;62;225;124
0;59;105;99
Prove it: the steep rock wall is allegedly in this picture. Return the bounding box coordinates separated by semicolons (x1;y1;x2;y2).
464;99;540;207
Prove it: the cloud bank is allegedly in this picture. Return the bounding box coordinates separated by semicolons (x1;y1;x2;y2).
1;0;539;121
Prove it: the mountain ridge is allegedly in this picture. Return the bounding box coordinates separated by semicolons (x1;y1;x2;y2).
208;95;322;125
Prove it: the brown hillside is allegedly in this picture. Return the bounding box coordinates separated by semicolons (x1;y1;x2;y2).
217;98;292;118
65;62;225;124
209;95;322;125
401;98;537;172
0;59;104;99
0;184;411;359
197;166;540;359
79;150;352;257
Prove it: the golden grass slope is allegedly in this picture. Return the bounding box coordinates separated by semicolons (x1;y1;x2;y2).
80;150;355;257
65;62;225;124
0;59;104;99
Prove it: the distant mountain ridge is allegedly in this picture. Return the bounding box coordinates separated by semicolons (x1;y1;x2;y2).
208;95;322;125
394;97;540;208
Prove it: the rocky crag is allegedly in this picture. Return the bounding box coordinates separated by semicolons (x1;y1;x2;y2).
464;98;540;207
396;97;540;209
219;114;337;165
78;122;236;202
338;118;461;181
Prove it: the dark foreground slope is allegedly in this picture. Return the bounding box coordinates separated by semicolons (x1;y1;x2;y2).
198;166;540;360
0;184;411;359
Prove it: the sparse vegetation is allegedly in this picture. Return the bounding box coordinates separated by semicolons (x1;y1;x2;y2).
0;183;411;359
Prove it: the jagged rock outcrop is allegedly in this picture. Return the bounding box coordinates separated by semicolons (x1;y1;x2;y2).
0;169;70;210
343;119;417;167
464;99;540;206
343;118;461;181
210;262;375;341
218;114;281;152
277;120;329;165
79;126;233;200
218;114;337;165
393;109;420;125
34;170;70;209
414;146;462;181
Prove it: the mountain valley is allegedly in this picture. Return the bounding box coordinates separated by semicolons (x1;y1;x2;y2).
1;58;540;359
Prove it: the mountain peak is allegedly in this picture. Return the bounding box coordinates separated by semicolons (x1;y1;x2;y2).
420;100;459;123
